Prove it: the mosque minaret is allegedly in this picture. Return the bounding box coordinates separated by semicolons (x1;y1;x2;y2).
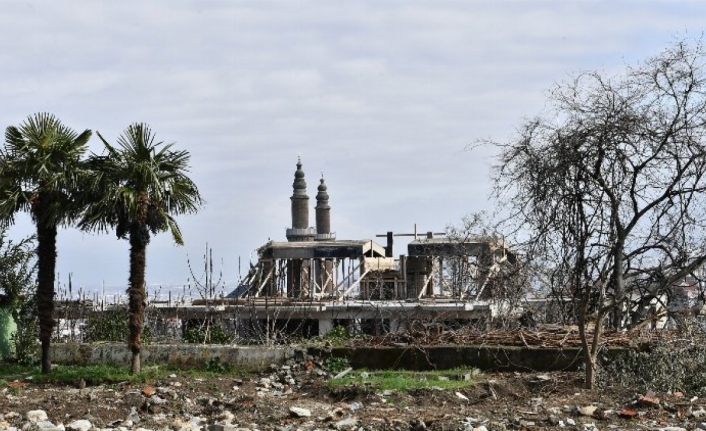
286;157;316;242
315;175;335;241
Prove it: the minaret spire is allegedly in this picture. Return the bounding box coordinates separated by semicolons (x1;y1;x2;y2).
287;157;315;241
315;174;334;240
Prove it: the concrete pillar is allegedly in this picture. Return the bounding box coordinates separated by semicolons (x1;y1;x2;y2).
385;231;393;257
288;259;302;298
318;318;334;336
476;243;495;298
406;256;432;299
389;318;403;333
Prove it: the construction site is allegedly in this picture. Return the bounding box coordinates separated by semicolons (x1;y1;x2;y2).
43;158;524;345
158;157;522;338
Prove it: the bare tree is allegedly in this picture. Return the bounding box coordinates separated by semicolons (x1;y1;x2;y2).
445;213;528;318
491;39;706;388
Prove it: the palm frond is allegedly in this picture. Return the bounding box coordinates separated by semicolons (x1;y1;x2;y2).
0;113;91;227
79;123;203;245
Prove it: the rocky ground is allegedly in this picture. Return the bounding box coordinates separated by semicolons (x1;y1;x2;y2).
1;355;706;431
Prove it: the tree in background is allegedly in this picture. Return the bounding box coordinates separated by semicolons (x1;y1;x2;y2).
491;39;706;388
80;123;203;374
444;213;528;319
0;113;91;373
0;231;36;363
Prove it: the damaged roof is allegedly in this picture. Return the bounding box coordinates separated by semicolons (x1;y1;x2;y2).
257;239;387;259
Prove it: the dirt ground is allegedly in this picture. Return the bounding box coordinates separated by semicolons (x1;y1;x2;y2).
1;356;704;431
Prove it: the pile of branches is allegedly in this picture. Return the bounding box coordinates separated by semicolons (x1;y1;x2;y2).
348;324;685;349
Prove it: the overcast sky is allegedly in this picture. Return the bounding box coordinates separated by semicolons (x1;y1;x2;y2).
0;1;703;296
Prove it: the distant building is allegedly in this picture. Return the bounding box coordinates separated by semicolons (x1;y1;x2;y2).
229;158;518;305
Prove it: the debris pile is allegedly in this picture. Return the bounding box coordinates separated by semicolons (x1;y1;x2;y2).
347;324;672;348
2;366;706;430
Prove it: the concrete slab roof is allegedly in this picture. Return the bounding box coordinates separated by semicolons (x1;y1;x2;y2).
408;237;516;263
258;239;387;259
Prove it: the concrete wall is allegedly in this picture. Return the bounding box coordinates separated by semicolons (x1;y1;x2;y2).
311;345;630;372
50;343;296;371
51;343;631;372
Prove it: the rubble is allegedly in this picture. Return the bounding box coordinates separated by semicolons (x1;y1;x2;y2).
66;419;92;431
26;410;48;422
578;405;597;417
288;406;311;418
1;358;705;431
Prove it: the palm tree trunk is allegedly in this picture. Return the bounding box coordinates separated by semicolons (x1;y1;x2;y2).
36;222;57;374
128;226;148;374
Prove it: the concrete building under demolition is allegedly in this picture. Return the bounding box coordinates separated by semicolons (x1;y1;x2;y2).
210;158;520;337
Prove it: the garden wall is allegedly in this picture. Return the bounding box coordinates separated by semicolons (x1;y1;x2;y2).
51;343;630;372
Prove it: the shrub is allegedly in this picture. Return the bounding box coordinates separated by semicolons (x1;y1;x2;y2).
0;232;36;364
11;298;38;365
84;310;152;343
205;357;234;373
323;325;351;343
183;322;231;344
324;356;350;373
598;336;706;395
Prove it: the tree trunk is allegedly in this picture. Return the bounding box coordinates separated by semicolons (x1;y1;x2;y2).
588;313;604;389
128;225;148;375
578;298;595;389
579;285;606;389
36;221;57;374
585;359;595;389
612;242;625;329
131;350;141;374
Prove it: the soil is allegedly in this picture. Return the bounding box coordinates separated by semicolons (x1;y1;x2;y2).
0;361;703;431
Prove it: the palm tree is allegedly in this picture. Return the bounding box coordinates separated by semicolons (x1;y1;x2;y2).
80;123;203;373
0;113;91;373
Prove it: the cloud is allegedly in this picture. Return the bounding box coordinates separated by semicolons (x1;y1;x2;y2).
0;1;704;292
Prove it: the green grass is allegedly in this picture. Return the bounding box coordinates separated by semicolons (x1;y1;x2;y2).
0;362;245;387
328;368;482;391
0;363;32;376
